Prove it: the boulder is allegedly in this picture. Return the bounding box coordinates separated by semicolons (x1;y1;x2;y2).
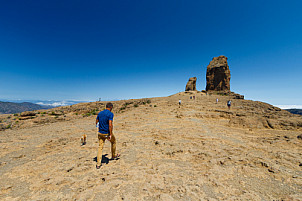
233;93;244;99
185;77;197;91
19;116;35;120
206;56;231;91
20;111;36;117
206;91;244;99
0;124;5;131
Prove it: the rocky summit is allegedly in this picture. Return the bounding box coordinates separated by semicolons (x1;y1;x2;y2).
185;77;197;91
206;55;231;91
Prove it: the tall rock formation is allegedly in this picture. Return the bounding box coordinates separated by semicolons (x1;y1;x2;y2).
206;56;231;91
185;77;197;91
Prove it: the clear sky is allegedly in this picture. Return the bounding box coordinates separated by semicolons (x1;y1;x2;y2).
0;0;301;107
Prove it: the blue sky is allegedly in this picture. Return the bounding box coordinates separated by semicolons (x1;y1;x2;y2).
0;0;301;107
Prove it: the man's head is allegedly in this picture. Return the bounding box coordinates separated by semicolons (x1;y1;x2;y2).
106;102;113;111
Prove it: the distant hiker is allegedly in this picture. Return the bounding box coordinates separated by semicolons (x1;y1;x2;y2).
227;100;231;110
193;96;195;100
95;102;120;169
216;98;218;104
179;99;181;106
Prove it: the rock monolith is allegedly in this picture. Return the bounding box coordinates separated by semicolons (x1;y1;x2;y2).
185;77;197;91
206;56;230;91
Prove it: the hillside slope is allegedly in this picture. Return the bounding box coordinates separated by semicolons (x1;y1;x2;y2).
1;91;301;131
0;101;52;114
0;92;301;200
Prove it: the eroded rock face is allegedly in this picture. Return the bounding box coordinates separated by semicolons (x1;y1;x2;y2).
206;56;230;91
185;77;197;91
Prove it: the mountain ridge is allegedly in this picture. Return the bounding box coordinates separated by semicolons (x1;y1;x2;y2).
0;101;53;114
286;109;302;115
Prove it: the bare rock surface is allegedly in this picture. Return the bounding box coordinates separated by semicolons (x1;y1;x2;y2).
185;77;197;91
206;55;231;91
0;93;302;200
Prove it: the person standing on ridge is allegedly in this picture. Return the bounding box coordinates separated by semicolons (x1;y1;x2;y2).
95;102;120;169
227;100;231;110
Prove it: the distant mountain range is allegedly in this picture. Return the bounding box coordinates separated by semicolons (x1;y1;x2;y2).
0;99;89;107
0;101;53;114
286;109;302;115
0;99;92;114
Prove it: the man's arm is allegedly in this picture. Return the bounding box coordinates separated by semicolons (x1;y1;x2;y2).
108;120;113;140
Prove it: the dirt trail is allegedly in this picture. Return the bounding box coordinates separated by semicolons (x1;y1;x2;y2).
1;93;302;200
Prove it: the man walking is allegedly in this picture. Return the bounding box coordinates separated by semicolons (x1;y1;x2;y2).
95;102;120;169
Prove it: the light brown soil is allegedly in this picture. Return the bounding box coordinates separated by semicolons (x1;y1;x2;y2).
1;92;301;200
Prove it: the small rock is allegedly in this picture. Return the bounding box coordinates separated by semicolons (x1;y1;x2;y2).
299;163;302;167
155;141;159;145
67;167;74;172
20;111;36;117
13;154;25;159
297;134;302;140
260;162;268;167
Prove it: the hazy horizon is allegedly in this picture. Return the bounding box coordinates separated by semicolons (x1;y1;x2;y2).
1;97;302;110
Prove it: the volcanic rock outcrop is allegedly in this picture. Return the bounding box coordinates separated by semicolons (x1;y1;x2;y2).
185;77;197;91
206;56;230;91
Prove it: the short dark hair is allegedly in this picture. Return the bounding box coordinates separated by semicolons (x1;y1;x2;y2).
106;102;113;108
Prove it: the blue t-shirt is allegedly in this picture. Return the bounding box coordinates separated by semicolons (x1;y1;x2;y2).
96;109;114;134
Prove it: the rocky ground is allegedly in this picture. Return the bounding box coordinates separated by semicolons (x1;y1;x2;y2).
0;92;302;200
